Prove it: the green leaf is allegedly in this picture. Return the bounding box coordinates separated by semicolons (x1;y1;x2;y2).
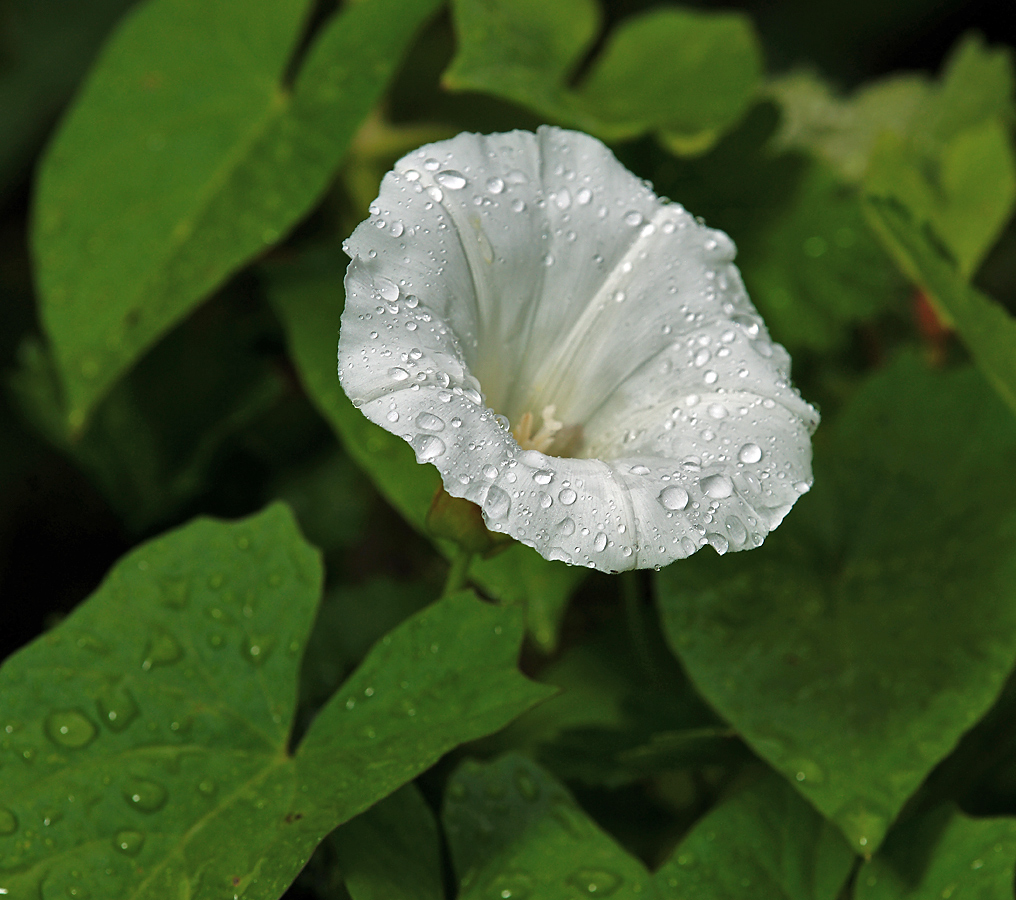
0;504;551;899
0;0;138;201
738;159;906;352
443;754;653;899
864;196;1016;417
656;355;1016;853
654;772;854;900
866;120;1016;278
444;0;760;151
266;251;585;652
33;0;442;434
856;806;1016;899
331;784;443;900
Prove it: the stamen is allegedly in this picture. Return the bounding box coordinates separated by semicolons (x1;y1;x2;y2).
514;405;568;454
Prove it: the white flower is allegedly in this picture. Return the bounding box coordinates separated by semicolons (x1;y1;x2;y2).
338;126;818;572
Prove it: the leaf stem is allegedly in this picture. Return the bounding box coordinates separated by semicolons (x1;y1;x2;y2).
443;547;474;596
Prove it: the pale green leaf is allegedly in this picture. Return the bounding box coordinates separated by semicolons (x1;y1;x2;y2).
0;504;550;899
33;0;442;433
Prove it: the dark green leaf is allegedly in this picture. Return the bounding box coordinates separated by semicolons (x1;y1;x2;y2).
856;806;1016;899
444;0;760;151
10;290;284;532
654;772;854;900
443;754;653;899
33;0;442;433
864;196;1016;416
331;784;443;900
0;504;550;898
266;251;585;652
657;356;1016;852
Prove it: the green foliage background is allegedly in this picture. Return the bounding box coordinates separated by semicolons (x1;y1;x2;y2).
1;0;1016;897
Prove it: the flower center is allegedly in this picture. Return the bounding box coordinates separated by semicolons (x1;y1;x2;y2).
511;405;584;457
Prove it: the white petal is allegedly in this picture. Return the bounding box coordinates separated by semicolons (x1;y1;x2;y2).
338;126;818;572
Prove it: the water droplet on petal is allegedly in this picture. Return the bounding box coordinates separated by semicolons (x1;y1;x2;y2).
659;486;689;511
703;370;718;385
375;277;399;302
577;188;592;205
624;211;643;227
123;778;168;813
413;435;446;461
701;474;734;499
484;486;512;521
738;443;763;464
113;829;145;856
725;516;748;546
558;488;577;505
511;198;526;213
436;169;467;190
705;533;729;555
554;189;571;209
557;517;576;536
45;710;97;749
427;186;443;202
593;533;608;552
416;412;445;432
486;176;505;194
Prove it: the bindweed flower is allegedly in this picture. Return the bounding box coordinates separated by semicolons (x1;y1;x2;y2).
338;127;818;572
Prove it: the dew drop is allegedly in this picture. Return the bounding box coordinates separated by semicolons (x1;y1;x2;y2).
123;778;168;813
413;434;446;461
113;829;145;856
613;290;625;303
0;807;18;835
242;635;276;666
558;488;577;506
659;486;689;511
426;186;443;202
705;533;729;555
416;412;445;432
701;474;734;499
436;169;467;190
197;779;217;797
484;486;512;520
386;410;399;423
624;211;643;227
725;516;748;546
493;871;534;900
557;517;576;536
554;189;571;209
44;710;97;749
141;627;182;670
390;220;404;237
694;348;711;367
568;868;622;897
511;198;526;213
593;532;608;552
486;176;505;194
95;684;140;733
423;157;440;171
707;403;728;419
738;443;763;464
375;277;399;302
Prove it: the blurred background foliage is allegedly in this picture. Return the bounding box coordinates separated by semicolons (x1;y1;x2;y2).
2;0;1016;897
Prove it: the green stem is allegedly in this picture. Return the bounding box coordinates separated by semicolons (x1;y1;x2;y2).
443;547;474;596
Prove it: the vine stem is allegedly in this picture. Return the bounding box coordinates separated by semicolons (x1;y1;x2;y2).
443;547;474;596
